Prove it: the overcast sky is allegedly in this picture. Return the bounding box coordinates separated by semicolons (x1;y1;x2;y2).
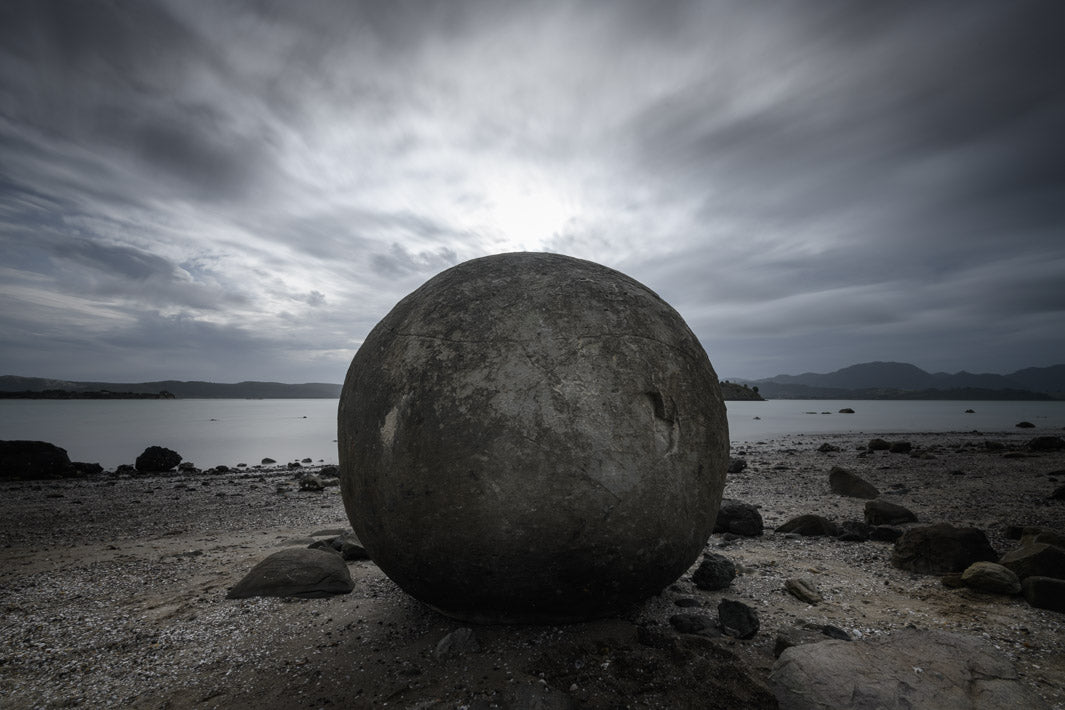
1;0;1062;383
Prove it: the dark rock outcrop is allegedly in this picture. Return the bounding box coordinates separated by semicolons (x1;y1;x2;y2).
891;523;997;574
0;441;73;479
227;548;354;599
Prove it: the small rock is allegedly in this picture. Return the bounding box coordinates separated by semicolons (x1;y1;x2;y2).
434;627;479;659
836;520;873;542
817;443;841;453
838;408;855;414
867;438;891;451
829;466;879;499
178;461;197;472
261;457;276;464
669;613;717;635
299;475;324;492
227;548;354;599
776;514;839;537
1015;421;1036;428
287;461;302;470
961;561;1021;594
135;446;181;473
888;441;912;454
673;597;701;608
870;525;903;543
864;499;917;525
727;457;747;473
714;498;764;537
692;553;736;591
1021;576;1065;612
784;578;822;605
1029;436;1065;451
718;599;759;639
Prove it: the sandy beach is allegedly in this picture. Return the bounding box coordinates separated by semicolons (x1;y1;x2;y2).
2;429;1064;709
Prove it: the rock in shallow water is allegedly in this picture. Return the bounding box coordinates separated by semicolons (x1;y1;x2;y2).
338;253;729;623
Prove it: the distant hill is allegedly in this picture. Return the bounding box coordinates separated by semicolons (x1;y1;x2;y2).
0;376;342;399
738;362;1064;400
719;381;765;401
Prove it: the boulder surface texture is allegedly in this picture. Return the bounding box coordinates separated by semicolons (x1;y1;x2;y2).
338;253;730;623
771;629;1045;710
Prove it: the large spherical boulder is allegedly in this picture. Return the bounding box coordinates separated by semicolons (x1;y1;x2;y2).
338;252;729;622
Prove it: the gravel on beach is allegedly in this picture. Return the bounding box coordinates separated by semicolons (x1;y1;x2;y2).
2;430;1064;709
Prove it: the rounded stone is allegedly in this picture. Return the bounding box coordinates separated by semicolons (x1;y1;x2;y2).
338;252;729;623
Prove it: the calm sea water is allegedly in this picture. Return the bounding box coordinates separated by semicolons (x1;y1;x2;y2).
1;398;1062;470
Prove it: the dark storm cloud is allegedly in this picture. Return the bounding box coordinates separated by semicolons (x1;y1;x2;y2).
0;0;1062;382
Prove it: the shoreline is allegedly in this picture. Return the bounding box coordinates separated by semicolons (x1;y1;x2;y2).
2;430;1064;708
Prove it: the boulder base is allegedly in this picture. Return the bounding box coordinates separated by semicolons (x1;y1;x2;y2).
338;253;729;622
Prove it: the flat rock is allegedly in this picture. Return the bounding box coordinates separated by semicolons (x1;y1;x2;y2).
227;548;354;599
891;523;997;574
776;514;839;537
784;578;823;605
771;628;1045;710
